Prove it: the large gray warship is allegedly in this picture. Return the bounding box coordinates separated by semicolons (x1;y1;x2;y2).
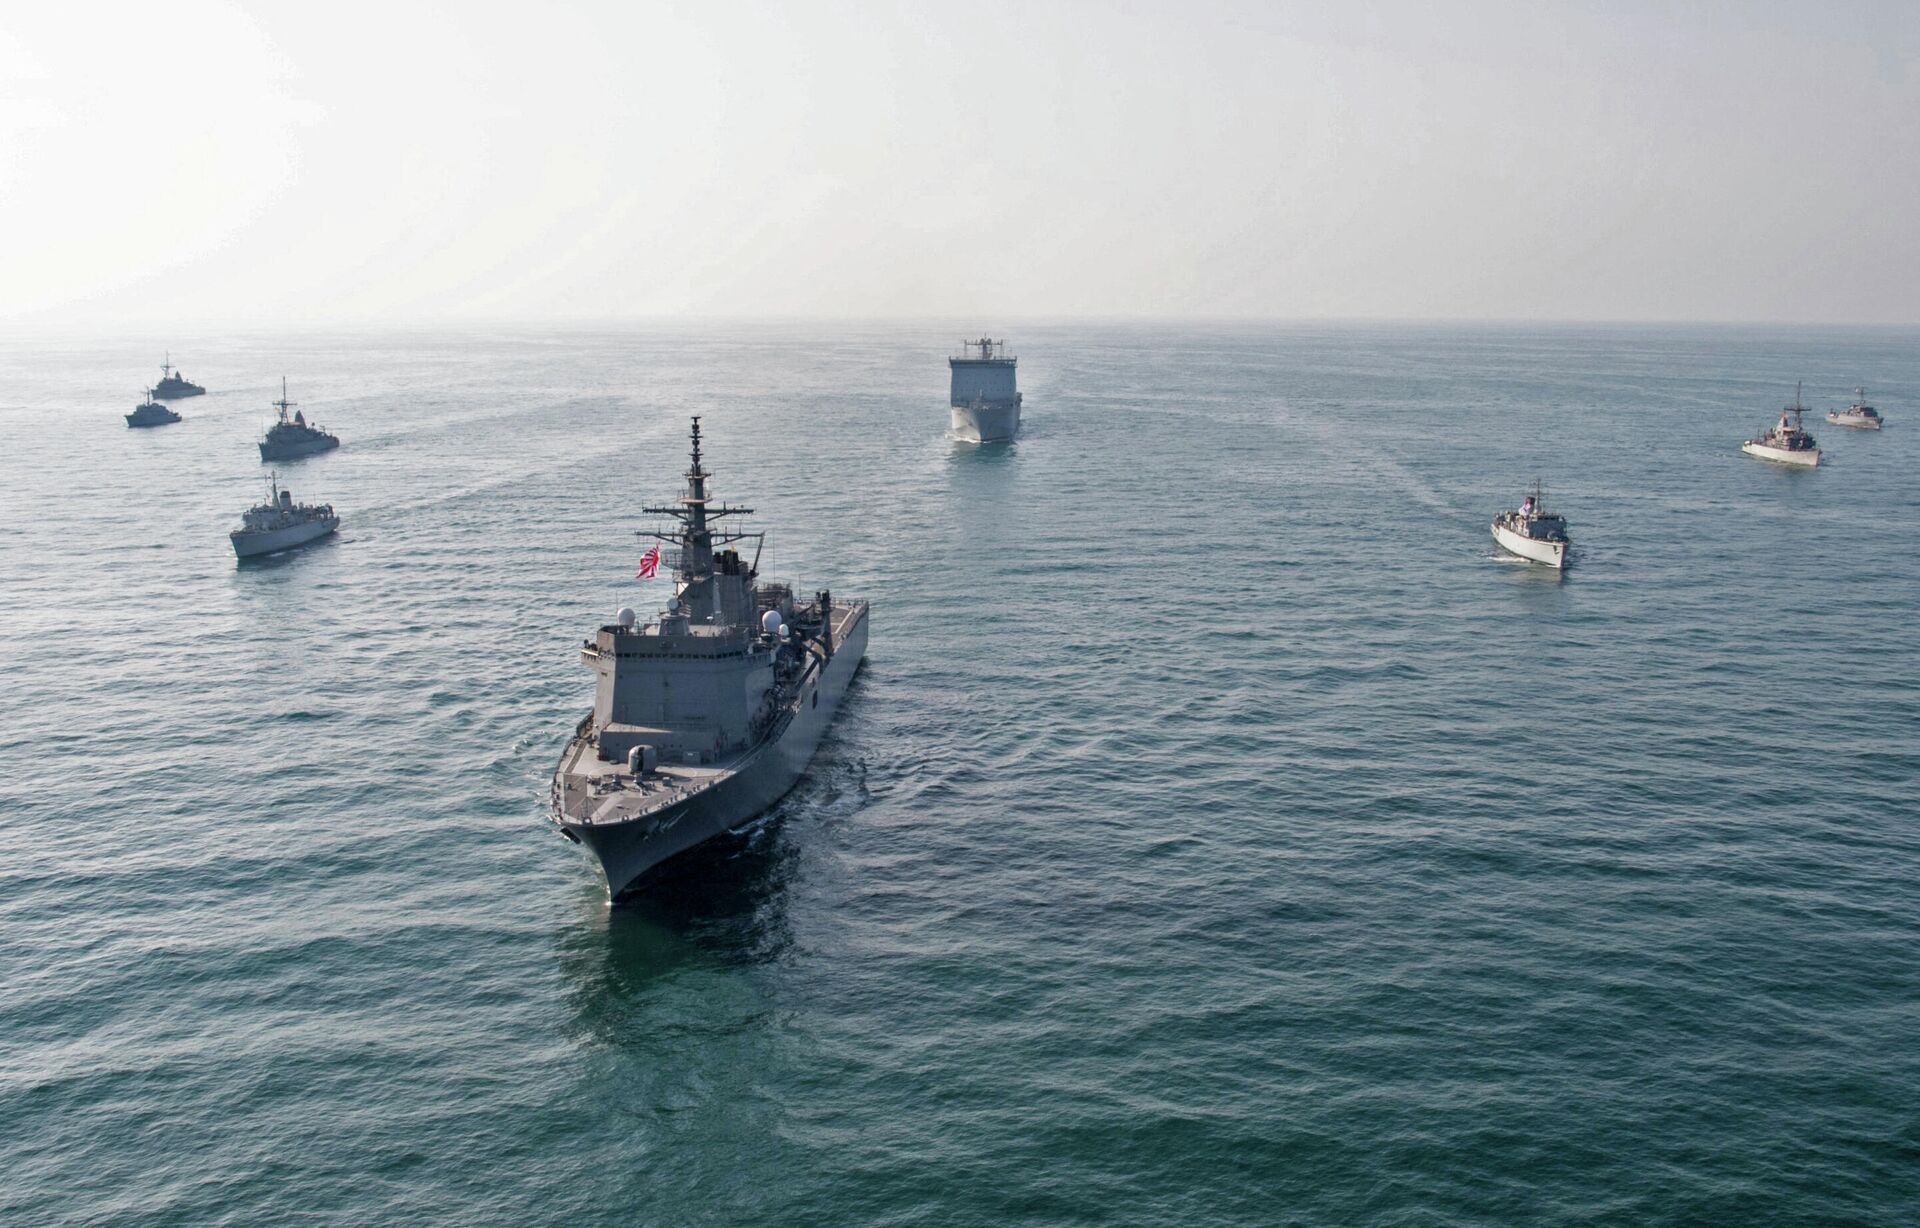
948;336;1022;442
549;417;870;899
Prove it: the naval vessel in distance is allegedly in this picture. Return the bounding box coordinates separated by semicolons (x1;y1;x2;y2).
949;336;1022;442
1743;384;1820;467
154;353;205;399
1491;480;1570;569
1827;387;1883;430
126;388;181;427
231;473;339;559
258;378;341;461
549;416;870;899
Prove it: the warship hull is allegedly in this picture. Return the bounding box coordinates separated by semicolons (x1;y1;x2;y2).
126;410;181;428
558;609;868;899
951;400;1020;443
260;436;340;461
1492;522;1566;568
231;516;339;559
154;383;204;400
1742;441;1819;466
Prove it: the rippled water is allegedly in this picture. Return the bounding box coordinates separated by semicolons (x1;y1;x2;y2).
2;323;1917;1224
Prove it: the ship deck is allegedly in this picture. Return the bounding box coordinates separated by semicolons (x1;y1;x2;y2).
554;746;735;826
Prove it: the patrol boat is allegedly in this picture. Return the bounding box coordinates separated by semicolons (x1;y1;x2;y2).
1827;387;1884;430
230;474;339;559
549;417;870;899
948;336;1022;442
1491;480;1570;569
154;353;205;399
258;378;340;461
125;388;181;428
1743;385;1820;466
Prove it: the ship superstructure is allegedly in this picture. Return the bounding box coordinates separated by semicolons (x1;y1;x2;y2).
948;336;1022;442
258;378;341;461
154;353;205;399
550;417;869;898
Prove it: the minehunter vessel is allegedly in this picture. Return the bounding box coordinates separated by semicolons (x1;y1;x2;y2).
125;388;181;428
258;378;340;461
1743;384;1820;466
154;353;205;399
1827;387;1884;430
550;417;870;899
948;336;1022;442
230;473;339;559
1491;480;1571;569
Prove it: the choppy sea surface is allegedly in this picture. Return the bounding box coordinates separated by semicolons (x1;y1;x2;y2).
1;323;1916;1225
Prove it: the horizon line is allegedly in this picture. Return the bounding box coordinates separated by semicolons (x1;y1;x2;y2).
5;313;1920;337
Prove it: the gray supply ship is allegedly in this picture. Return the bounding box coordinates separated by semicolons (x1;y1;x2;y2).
126;388;181;428
258;378;340;461
230;474;339;559
154;353;205;399
948;336;1022;442
549;417;869;899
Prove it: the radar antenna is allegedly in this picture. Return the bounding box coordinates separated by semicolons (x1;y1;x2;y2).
639;416;757;590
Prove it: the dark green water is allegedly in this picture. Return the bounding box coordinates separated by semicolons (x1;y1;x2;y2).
2;323;1916;1224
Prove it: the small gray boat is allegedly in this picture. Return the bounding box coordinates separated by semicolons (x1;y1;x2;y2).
154;353;205;399
1743;385;1820;466
126;388;181;428
1491;480;1570;568
231;474;339;559
258;378;340;461
1827;387;1884;430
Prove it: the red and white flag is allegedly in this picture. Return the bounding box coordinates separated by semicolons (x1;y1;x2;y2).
635;545;660;579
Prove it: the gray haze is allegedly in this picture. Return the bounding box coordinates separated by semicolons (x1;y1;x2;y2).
4;1;1918;325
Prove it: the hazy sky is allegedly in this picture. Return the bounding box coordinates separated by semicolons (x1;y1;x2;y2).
4;1;1917;325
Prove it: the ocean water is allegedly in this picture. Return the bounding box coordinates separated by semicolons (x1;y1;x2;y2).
1;322;1916;1225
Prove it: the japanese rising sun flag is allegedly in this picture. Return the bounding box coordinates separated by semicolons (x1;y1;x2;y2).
635;545;660;579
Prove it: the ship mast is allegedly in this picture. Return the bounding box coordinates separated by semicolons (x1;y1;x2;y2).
641;417;756;620
273;377;296;423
